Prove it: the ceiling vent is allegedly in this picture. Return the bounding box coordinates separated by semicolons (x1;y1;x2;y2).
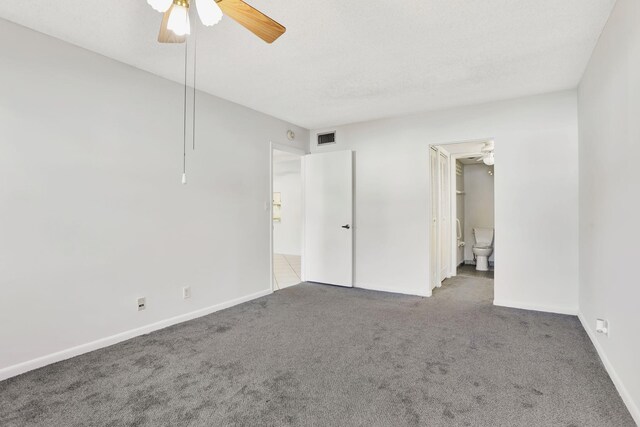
317;131;336;146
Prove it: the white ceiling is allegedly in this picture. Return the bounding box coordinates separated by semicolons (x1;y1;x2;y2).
0;0;616;129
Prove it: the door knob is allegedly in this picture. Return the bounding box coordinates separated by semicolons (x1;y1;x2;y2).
341;224;351;229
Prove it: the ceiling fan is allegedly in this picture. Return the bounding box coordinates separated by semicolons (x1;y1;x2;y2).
470;141;495;165
147;0;286;44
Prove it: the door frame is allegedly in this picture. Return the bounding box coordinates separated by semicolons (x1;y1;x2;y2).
428;138;494;292
269;142;307;292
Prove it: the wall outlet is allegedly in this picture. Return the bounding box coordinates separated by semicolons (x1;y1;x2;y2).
596;318;608;336
182;286;191;299
137;297;146;311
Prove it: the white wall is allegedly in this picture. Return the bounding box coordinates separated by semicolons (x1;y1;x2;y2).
577;0;640;422
0;19;308;376
311;91;579;312
273;157;302;255
463;164;495;263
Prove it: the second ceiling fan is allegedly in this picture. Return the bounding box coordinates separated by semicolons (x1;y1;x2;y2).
469;141;495;166
147;0;286;44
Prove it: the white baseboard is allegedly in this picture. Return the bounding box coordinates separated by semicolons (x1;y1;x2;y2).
578;312;640;425
356;284;431;297
493;299;578;315
0;288;273;382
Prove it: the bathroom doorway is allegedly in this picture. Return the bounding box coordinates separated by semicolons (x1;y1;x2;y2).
271;144;305;291
429;140;495;291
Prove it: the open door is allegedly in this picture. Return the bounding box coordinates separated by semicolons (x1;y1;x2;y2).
439;150;451;281
303;151;353;287
430;148;439;289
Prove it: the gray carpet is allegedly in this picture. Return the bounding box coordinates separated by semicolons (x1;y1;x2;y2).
0;276;634;426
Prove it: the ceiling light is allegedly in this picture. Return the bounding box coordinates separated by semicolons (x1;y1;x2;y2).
150;0;285;44
147;0;173;12
195;0;223;26
483;152;495;166
167;1;191;36
482;140;495;152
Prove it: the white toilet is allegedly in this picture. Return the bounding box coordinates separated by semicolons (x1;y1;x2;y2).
472;227;494;271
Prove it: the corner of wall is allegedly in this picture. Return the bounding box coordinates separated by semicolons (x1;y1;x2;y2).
577;311;640;425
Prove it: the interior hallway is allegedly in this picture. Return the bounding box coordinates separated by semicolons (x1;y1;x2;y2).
0;276;633;426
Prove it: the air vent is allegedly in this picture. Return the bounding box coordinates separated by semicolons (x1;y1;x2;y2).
317;131;336;146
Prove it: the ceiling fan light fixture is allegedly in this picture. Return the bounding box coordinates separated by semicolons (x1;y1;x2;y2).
147;0;173;13
196;0;223;26
168;0;191;36
483;152;495;166
482;140;495;152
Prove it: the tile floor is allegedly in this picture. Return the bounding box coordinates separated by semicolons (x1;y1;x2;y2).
273;254;301;289
456;263;494;279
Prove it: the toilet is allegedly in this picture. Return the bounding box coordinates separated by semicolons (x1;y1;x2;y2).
472;227;494;271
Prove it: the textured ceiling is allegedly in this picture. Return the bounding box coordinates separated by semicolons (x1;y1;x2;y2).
0;0;615;129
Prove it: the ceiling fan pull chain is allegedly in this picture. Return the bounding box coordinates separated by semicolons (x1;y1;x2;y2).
182;35;188;185
192;22;197;151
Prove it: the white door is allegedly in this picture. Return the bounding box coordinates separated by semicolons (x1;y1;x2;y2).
439;151;450;281
303;150;353;287
429;148;439;289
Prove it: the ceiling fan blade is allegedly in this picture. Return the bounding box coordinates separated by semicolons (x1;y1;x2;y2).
158;5;186;43
216;0;286;43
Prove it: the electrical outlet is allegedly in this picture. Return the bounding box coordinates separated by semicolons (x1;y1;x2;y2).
596;319;608;336
182;286;191;299
137;297;146;311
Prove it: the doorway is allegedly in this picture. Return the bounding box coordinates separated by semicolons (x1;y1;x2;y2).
270;146;354;292
271;145;305;291
430;140;495;291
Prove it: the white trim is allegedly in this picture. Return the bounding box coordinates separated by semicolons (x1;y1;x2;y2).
578;312;640;425
356;283;432;297
269;145;274;292
430;137;495;148
493;299;578;315
270;142;306;157
300;157;306;283
0;288;272;381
